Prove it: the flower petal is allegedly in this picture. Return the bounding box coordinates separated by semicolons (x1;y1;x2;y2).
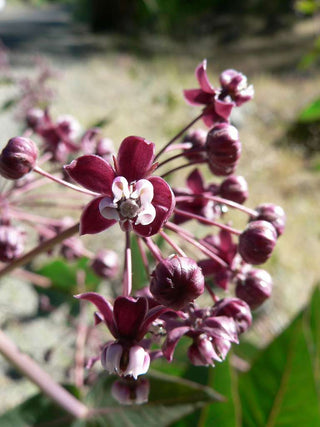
133;176;175;237
186;169;205;194
112;176;130;202
117;136;155;183
183;89;213;106
196;60;215;93
113;296;148;340
80;197;116;235
214;97;234;121
74;292;116;336
65;154;115;194
163;326;190;361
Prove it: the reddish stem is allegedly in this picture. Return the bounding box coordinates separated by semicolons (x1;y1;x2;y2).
160;159;206;179
159;230;187;257
142;237;163;263
123;231;132;297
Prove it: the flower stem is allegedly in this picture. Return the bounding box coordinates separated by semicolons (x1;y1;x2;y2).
33;166;99;197
143;237;163;263
155;112;204;160
173;208;242;235
160;160;206;179
123;231;132;297
156;148;206;169
159;230;187;257
0;223;79;279
137;237;150;277
0;330;88;419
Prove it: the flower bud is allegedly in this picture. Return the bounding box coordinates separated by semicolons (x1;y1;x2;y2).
211;297;252;334
182;129;207;162
219;69;254;106
26;108;45;130
95;137;115;160
252;203;286;237
56;115;81;139
206;123;241;176
187;335;220;366
238;220;277;265
219;175;248;204
0;137;38;179
236;269;273;309
111;378;150;405
150;256;204;310
91;249;119;279
0;224;25;262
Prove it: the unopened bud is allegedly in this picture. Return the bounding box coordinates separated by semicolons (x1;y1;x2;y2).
219;175;248;204
91;249;119;279
236;269;273;309
150;256;204;310
0;137;38;179
182;129;207;162
206;123;241;176
252;203;286;237
238;220;277;265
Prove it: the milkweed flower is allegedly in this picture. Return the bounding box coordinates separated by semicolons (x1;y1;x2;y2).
65;136;175;236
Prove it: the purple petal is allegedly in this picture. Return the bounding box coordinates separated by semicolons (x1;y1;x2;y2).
214;97;234;121
202;105;226;128
203;316;238;344
65;155;115;194
195;60;215;93
183;89;213;106
74;292;116;336
117;136;155;183
113;296;148;340
162;326;190;361
138;305;170;340
133;176;175;237
187;169;205;194
80;197;116;235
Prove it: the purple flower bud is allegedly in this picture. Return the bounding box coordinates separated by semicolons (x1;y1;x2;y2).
219;69;254;106
182;129;207;162
219;175;248;204
26;108;45;130
91;249;119;279
238;220;277;265
211;297;252;334
111;378;150;405
236;269;273;309
101;342;150;379
150;256;204;310
206;123;241;176
0;137;38;180
0;225;25;262
252;203;286;237
95;137;115;160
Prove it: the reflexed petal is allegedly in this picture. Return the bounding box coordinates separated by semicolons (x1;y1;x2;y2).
235;85;254;106
99;197;120;221
133;176;175;237
203;316;238;344
113;296;148;339
80;197;116;235
183;89;213;106
186;169;205;194
214;97;234;121
138;305;170;340
125;346;150;379
195;60;215;93
202;105;225;128
74;291;116;335
117;136;155;183
163;326;190;361
112;176;130;202
64;155;115;194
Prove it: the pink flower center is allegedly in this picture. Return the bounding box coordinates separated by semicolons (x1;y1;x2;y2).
99;176;156;228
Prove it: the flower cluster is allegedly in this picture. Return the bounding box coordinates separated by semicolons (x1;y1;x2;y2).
0;59;285;405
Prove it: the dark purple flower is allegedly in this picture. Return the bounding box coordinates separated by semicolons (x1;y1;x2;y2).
182;129;207;162
219;175;248;204
75;292;167;377
206;123;242;176
252;203;286;237
0;137;38;180
219;69;254;106
211;297;252;334
198;229;237;290
184;60;234;127
111;378;150;405
173;168;220;225
150;256;204;310
235;269;273;309
238;220;277;265
65;136;175;237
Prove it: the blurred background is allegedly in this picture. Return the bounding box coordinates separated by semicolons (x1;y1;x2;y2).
0;0;320;415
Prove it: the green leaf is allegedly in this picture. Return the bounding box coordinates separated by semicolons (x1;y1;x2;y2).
36;257;100;294
238;285;320;427
299;98;320;122
1;98;17;111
